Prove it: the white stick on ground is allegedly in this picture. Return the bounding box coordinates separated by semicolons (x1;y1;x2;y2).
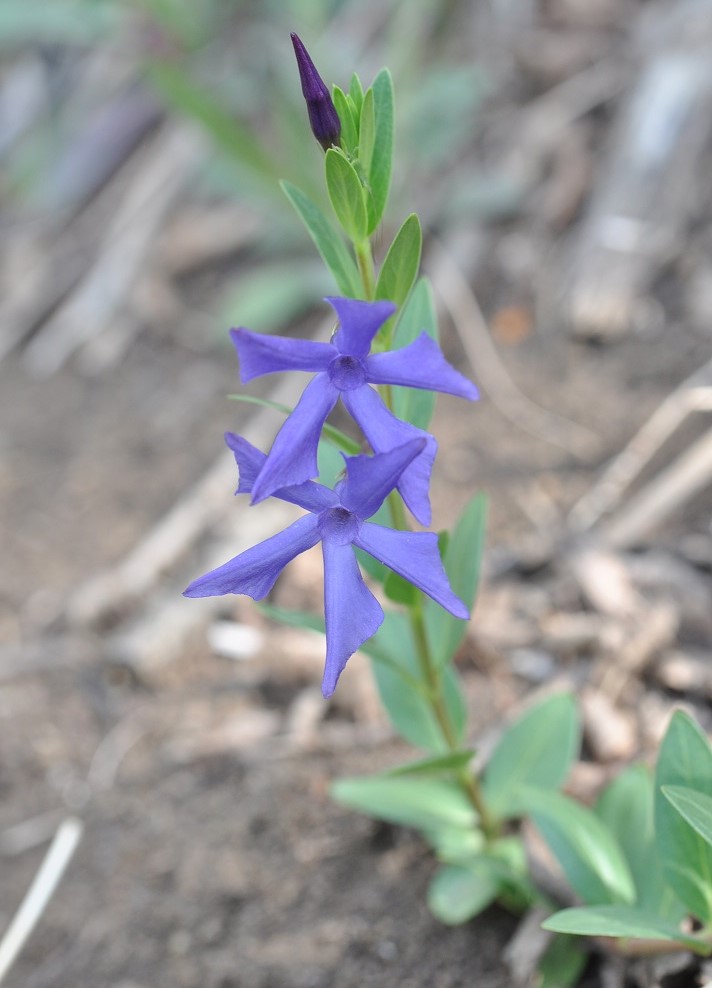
0;817;83;985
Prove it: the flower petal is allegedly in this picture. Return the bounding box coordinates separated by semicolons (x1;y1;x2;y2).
365;332;479;400
230;328;334;383
250;375;339;504
326;296;397;358
225;433;338;513
339;440;426;520
342;385;436;526
354;524;469;620
321;541;383;696
183;515;321;600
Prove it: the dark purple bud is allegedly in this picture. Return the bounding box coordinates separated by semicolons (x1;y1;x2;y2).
290;32;341;151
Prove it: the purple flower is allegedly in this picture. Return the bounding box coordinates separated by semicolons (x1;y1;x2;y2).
184;435;468;697
230;296;479;526
290;33;341;151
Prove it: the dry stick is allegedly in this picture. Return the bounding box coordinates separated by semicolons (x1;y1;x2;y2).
569;358;712;531
0;818;83;985
23;124;204;378
602;425;712;550
428;236;600;457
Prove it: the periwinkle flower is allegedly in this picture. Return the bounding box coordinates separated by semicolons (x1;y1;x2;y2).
291;32;341;151
183;435;468;697
230;296;479;526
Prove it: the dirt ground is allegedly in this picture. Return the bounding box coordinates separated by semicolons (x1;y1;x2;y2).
2;2;712;986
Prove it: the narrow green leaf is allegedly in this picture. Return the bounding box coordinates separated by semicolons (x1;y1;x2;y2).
428;860;500;924
331;776;477;832
148;63;276;186
369;68;395;232
226;394;361;455
424;493;488;668
483;693;580;819
280;180;361;296
375;213;422;310
349;72;364;114
382;568;418;605
597;766;684;919
391;278;438;430
542;905;710;954
537;934;587;988
363;612;466;751
332;85;358;152
428;827;485;863
663;786;712;852
389;750;475;778
324;148;368;242
654;710;712;923
259;603;323;635
358;88;376;175
521;788;636;906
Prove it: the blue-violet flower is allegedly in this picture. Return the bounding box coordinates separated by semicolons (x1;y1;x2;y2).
183;434;468;696
230;296;479;526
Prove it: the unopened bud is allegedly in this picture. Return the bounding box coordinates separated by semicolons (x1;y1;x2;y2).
290;32;341;151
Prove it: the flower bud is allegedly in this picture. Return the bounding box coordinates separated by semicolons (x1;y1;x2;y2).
290;32;341;151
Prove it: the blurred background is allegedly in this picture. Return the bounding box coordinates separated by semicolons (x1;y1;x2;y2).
1;0;712;985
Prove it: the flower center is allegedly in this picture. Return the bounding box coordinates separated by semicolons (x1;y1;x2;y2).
318;506;360;545
328;354;366;391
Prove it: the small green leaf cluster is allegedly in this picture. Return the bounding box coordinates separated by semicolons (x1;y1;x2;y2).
543;710;712;959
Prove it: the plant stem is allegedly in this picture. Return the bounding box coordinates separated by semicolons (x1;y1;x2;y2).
356;234;498;839
355;239;376;300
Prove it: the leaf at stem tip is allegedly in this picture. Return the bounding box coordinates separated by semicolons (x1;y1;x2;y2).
325;148;368;242
280;180;361;296
368;68;394;233
332;85;358;152
358;87;376;176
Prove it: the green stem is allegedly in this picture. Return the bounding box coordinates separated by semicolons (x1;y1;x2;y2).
355;239;376;300
354;231;498;840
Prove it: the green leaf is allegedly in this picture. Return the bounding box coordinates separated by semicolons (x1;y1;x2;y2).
428;860;501;924
424;493;488;669
391;278;438;430
226;394;360;455
324;148;368;242
483;693;580;819
654;710;712;923
382;568;418;605
368;69;395;232
148;63;276;188
389;751;475;778
542;905;710;954
218;260;330;332
375;213;422;314
331;776;477;833
332;86;358;152
664;786;712;852
349;73;364;114
536;934;587;988
364;612;466;751
521;788;636;906
597;766;684;919
280;181;361;296
428;826;485;863
358;88;376;176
